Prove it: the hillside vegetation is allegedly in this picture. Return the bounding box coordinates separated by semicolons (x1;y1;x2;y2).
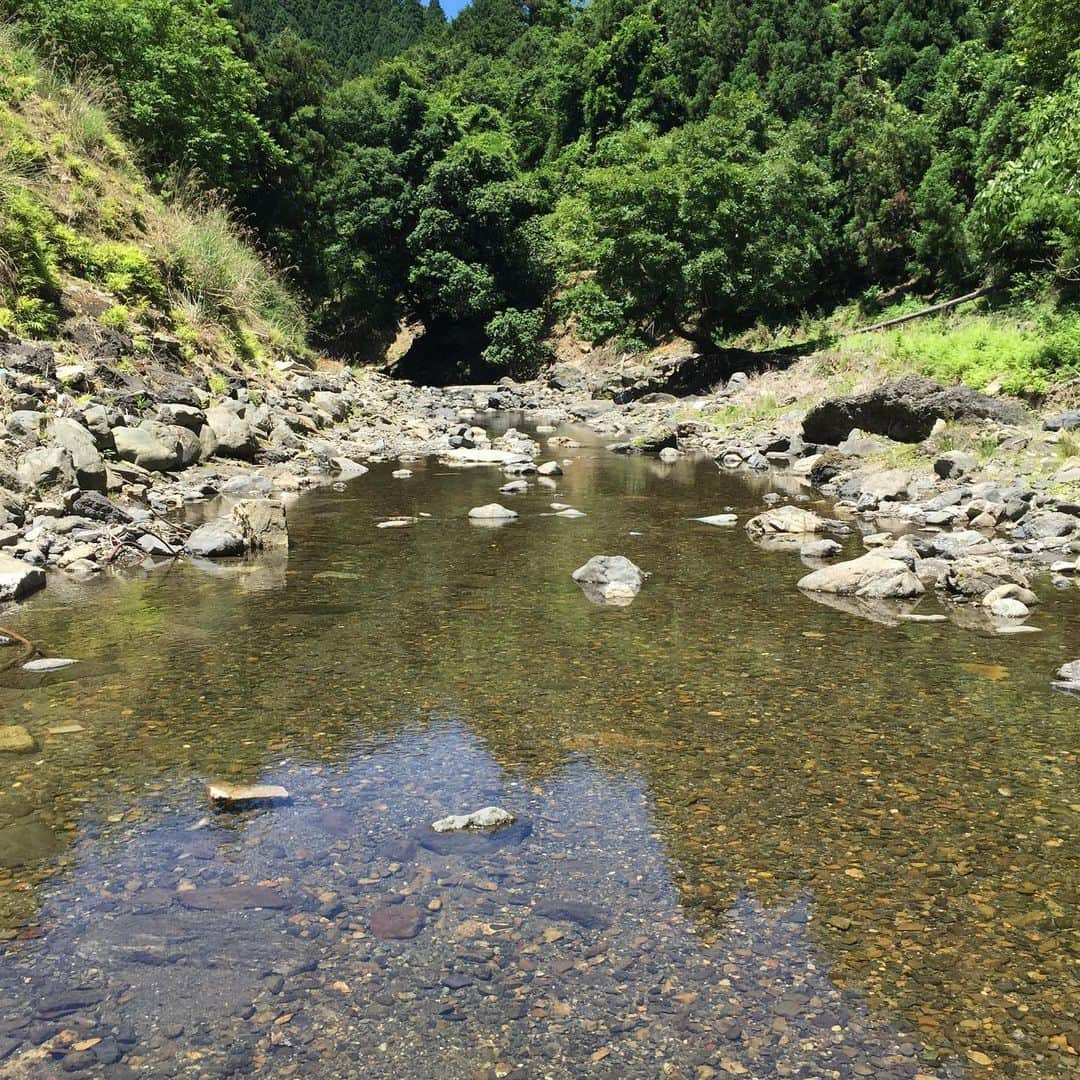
0;22;307;387
1;0;1079;389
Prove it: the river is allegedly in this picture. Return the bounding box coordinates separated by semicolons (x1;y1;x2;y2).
0;417;1076;1078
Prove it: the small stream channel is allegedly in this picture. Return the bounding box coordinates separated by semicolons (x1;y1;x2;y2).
0;417;1076;1078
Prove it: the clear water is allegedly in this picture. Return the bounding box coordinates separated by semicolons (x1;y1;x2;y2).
0;421;1076;1078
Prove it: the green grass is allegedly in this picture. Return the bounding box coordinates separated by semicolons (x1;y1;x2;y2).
839;308;1080;396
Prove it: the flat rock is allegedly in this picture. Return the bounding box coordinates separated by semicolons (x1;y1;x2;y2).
432;806;515;832
441;448;531;466
693;514;738;526
207;782;290;805
532;899;611;930
22;657;78;672
0;820;60;868
0;725;36;753
176;885;288;911
369;904;423;940
798;554;925;599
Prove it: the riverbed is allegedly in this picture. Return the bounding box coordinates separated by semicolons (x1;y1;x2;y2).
0;420;1076;1078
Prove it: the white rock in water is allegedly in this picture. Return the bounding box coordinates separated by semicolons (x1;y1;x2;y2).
537;461;563;476
555;508;586;518
376;517;418;528
392;469;412;478
23;658;78;672
468;503;518;520
431;806;516;832
441;448;531;466
692;514;738;526
206;782;290;804
572;555;646;606
500;479;529;494
658;447;680;463
989;596;1029;619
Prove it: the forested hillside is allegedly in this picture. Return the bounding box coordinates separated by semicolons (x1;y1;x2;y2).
234;0;445;77
2;0;1079;383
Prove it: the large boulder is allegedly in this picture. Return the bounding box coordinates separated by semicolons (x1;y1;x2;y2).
17;447;76;490
745;505;829;540
943;555;1028;598
50;418;106;491
231;499;288;550
186;522;245;558
802;376;1026;445
156;403;206;431
205;406;257;460
797;553;925;599
0;552;46;602
112;423;182;471
572;555;646;606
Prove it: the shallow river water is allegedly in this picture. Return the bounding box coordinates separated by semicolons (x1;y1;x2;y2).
0;419;1077;1079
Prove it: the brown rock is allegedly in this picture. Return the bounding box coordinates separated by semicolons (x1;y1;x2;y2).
369;904;423;940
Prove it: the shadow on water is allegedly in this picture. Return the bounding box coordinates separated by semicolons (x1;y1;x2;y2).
0;424;1076;1077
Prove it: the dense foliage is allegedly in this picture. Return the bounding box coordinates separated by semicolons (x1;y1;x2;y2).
3;0;1079;374
234;0;444;77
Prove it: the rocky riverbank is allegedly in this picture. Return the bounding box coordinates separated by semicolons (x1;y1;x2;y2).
2;330;1080;658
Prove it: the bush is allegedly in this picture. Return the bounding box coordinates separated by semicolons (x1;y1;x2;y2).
482;307;552;379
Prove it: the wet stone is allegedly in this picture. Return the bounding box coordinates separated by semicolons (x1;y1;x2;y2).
369;905;424;940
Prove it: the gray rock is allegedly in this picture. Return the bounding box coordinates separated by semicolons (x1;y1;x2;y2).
0;552;46;602
156;403;206;431
1052;660;1080;693
311;391;350;421
112;424;181;472
537;461;563;476
1021;511;1078;540
186;522;245;558
17;447;76;490
231;499;288;550
572;555;646;605
70;491;130;524
800;539;842;559
7;410;44;442
944;555;1028;598
745;505;828;539
1044;411;1080;432
797;554;925;599
50;418;106;491
205;406;257;460
934;451;977;480
221;474;274;498
803;375;1026;444
468;503;518;520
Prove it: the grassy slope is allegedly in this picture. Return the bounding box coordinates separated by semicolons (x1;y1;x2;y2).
0;24;308;387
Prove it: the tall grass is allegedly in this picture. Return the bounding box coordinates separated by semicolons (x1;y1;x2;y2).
149;186;308;355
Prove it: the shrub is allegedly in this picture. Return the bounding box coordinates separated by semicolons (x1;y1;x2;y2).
482;307;552;379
